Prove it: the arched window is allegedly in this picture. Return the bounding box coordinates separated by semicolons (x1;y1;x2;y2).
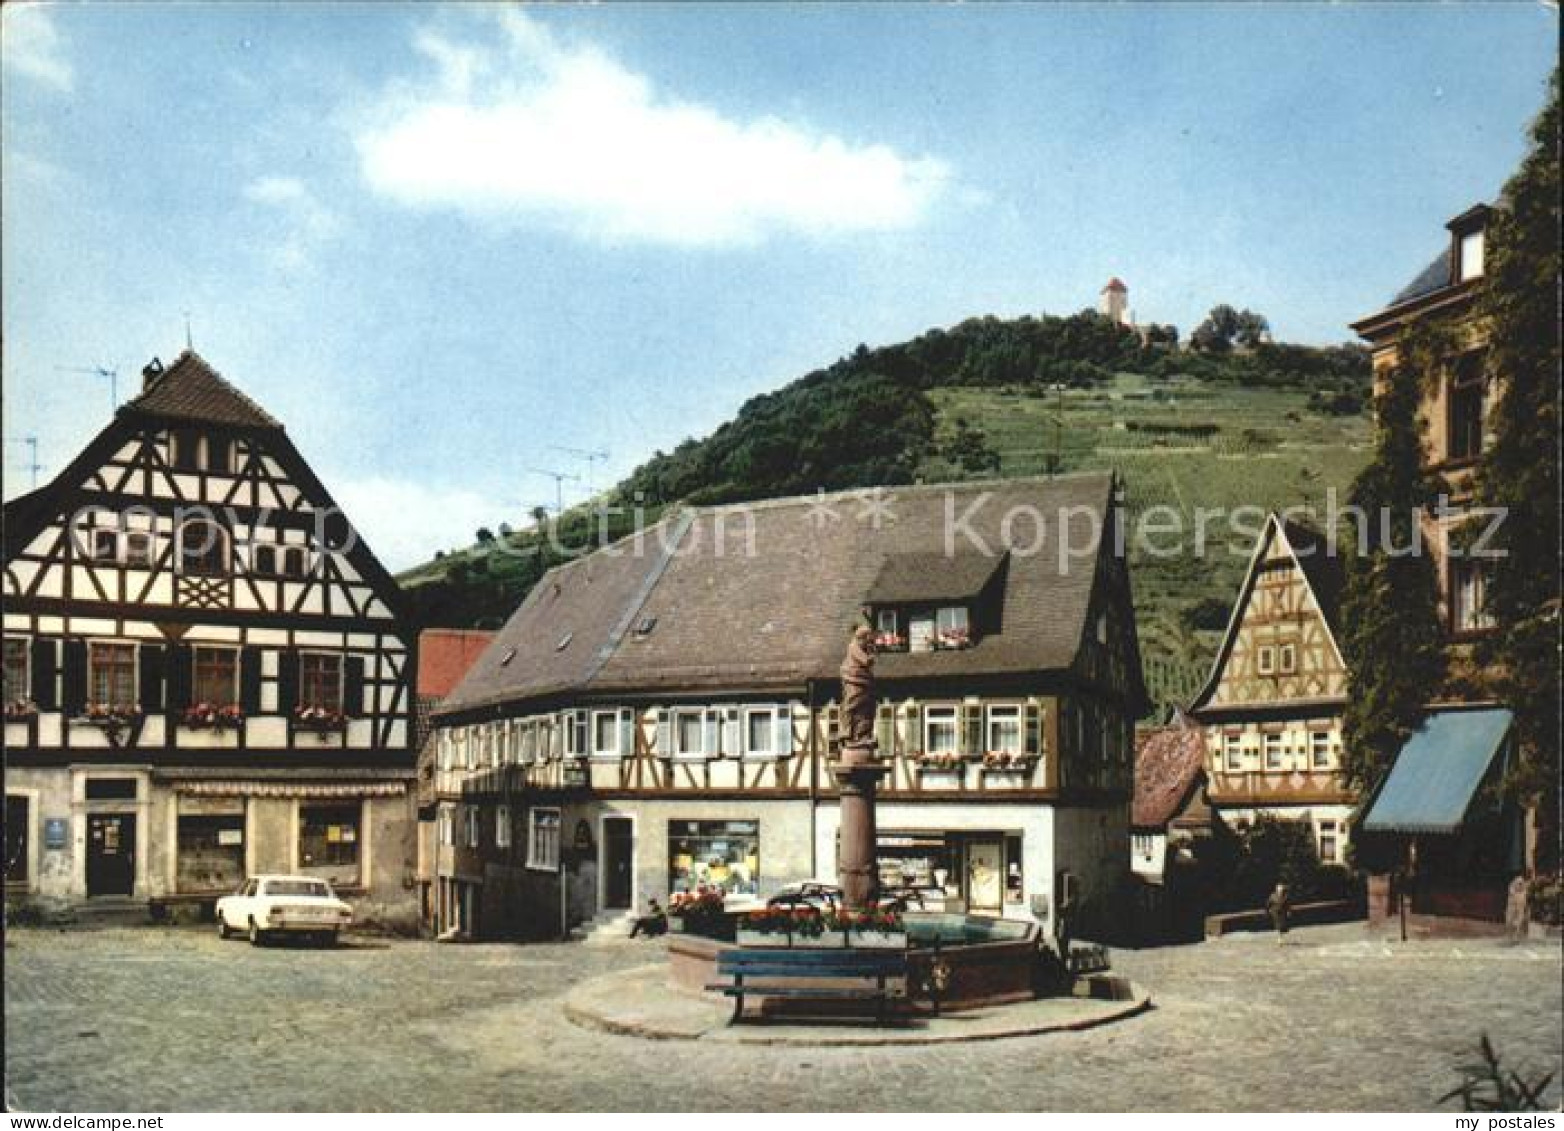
179;520;229;576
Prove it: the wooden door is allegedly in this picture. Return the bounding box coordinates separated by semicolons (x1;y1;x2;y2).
87;813;136;897
603;818;634;911
966;839;1003;914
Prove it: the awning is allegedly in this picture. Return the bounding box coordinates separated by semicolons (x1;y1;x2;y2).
1361;708;1513;834
175;781;406;799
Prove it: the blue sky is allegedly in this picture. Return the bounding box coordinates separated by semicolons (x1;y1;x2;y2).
2;2;1556;569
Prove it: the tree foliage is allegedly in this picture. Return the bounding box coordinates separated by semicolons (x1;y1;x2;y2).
1339;328;1449;794
1471;68;1562;866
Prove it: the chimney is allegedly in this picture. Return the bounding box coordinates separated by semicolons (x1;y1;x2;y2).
141;357;164;392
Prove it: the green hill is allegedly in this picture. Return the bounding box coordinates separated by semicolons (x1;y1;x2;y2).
398;312;1371;716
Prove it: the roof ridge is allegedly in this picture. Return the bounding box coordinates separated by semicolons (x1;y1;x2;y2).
123;349;282;429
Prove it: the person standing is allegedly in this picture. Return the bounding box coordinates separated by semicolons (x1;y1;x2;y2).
1266;882;1292;944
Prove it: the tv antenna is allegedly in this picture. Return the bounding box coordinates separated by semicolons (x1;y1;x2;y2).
57;365;120;412
550;445;610;495
527;467;581;515
5;435;42;489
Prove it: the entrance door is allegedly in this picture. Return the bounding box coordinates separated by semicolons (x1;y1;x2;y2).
966;839;1004;914
603;818;634;910
87;813;136;897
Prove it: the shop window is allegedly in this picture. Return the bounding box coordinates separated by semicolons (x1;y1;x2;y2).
176;812;245;893
877;832;957;899
1263;732;1284;770
1448;352;1486;462
5;794;30;885
668;819;758;894
300;653;342;713
89;642;136;708
1451;558;1494;633
178;520;228;577
924;705;958;755
986;704;1023;754
298;804;360;887
1310;730;1333;769
4;638;29;706
192;646;238;707
528;808;560;871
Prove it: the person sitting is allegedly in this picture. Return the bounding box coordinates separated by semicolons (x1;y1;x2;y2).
629;897;667;938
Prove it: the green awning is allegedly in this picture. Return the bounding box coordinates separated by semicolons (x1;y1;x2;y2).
1362;708;1513;835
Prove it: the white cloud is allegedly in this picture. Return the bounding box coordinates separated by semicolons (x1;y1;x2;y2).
243;175;340;270
330;475;498;573
353;10;951;247
1;5;74;92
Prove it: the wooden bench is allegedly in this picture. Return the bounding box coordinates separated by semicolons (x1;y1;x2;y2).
706;947;908;1025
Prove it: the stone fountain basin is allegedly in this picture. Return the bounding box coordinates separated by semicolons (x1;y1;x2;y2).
667;911;1043;1012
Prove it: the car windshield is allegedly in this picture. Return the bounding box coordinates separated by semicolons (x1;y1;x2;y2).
266;880;332;898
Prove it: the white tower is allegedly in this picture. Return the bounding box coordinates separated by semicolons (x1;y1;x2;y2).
1099;277;1130;325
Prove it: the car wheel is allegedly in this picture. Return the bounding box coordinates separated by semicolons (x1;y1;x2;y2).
217;913;231;939
248;919;265;947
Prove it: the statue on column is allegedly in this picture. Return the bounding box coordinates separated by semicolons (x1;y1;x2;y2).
839;623;878;757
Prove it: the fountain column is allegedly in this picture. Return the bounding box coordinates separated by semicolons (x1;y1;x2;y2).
835;624;884;911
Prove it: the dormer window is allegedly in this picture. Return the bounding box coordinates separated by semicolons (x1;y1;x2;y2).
1458;229;1485;282
935;606;971;650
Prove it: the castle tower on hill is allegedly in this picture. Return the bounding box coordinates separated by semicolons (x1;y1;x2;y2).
1099;277;1131;326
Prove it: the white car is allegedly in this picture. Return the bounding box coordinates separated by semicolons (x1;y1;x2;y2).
216;874;353;946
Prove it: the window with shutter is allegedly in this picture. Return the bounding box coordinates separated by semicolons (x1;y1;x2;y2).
138;645;165;713
239;648;262;714
167;644;193;710
1024;703;1042;756
62;640;88;716
30;639;57;710
343;656;365;717
277;649;299;714
4;638;30;706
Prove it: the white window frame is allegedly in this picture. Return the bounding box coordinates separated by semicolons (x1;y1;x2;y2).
742;706;778;759
1459;229;1485;282
4;636;31;706
1278;643;1296;674
1257;645;1275;675
1223;732;1244;771
496;804;512;849
875;609;897;635
923;704;959;755
1310;730;1333;769
527;807;561;872
591;709;621;760
985;704;1024;754
936;606;970;635
88;639;138;708
1263;731;1284;770
671;708;707;760
1317;819;1340;864
438;805;454;847
465;805;480;848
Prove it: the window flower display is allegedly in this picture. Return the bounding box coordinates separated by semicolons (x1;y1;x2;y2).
293;705;348;730
4;698;38;721
181;702;245;730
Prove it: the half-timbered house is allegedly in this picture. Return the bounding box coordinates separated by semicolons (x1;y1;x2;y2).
1187;513;1354;865
429;473;1146;943
3;352;417;923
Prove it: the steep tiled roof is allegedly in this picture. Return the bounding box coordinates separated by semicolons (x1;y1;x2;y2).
1133;721;1207;828
122;350;281;429
418;629;497;698
438;473;1127;713
1390;249;1452;307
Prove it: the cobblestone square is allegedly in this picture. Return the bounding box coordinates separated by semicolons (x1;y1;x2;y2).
4;923;1560;1112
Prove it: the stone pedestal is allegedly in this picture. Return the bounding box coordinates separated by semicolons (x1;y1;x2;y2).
833;741;887;911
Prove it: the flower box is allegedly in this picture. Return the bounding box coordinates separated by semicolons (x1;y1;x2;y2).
5;699;38;723
293;706;348;735
181;703;245;730
916;768;965;788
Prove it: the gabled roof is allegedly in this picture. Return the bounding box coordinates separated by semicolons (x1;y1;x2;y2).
418;628;497;698
437;473;1138;715
1352;201;1491;335
122;350;282;430
1188;512;1346;713
1133;720;1207;828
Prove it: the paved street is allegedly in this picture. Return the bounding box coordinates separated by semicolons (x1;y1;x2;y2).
5;922;1560;1112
